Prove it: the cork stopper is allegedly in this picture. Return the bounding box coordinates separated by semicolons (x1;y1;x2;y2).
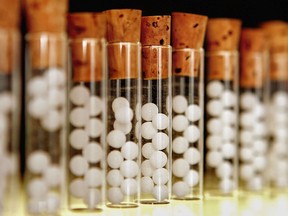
105;9;142;43
206;18;242;51
0;0;20;29
240;28;268;88
141;15;171;46
67;12;106;39
24;0;68;33
172;12;208;49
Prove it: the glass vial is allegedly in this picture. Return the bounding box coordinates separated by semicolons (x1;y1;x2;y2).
204;19;242;197
261;21;288;191
66;13;106;211
25;33;66;214
105;9;142;208
238;29;270;194
170;12;208;200
0;28;21;214
139;15;172;204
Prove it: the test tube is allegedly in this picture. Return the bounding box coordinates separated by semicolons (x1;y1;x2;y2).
204;18;242;197
239;28;270;194
105;9;142;208
0;0;21;214
139;15;172;204
261;21;288;191
67;12;106;211
170;12;208;200
24;0;68;214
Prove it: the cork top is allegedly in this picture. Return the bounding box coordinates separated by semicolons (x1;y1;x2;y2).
141;15;171;46
105;9;142;43
206;18;242;51
67;12;106;39
171;12;208;49
24;0;68;33
240;28;268;53
0;0;20;29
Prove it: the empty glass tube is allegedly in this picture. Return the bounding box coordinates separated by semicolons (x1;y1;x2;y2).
170;12;207;200
204;18;242;197
105;9;142;208
239;29;270;194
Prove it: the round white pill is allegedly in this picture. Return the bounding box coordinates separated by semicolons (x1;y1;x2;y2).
239;147;253;162
47;88;65;108
108;187;124;204
120;160;139;178
43;165;61;187
240;164;254;180
69;178;87;198
107;150;123;169
85;96;103;117
216;162;233;178
69;155;89;176
240;130;253;144
28;76;48;97
221;90;236;108
221;109;236;125
112;97;129;112
222;126;235;141
273;142;288;156
248;176;263;191
252;156;266;172
41;110;62;132
172;95;188;114
28;97;49;119
115;107;133;124
141;122;157;140
153;185;168;201
206;81;224;98
141;176;154;194
275;127;288;141
206;135;222;150
172;181;189;197
172;158;189;178
27;151;50;174
184;147;200;165
69;107;89;128
206;100;223;117
221;142;236;159
219;178;234;193
141;160;155;177
152;168;169;185
253;103;266;119
273;91;288;109
240;92;257;110
69;85;89;106
150;151;168;169
172;115;189;132
121;178;137;196
172;136;189;154
152;113;169;130
107;130;126;148
253;122;267;137
142;142;155;159
85;118;103;138
82;142;103;164
107;169;124;187
28;178;48;199
207;118;222;134
113;121;132;135
69;129;89;150
46;192;60;213
183;169;199;187
274;112;288;125
152;132;169;151
121;141;138;160
83;188;101;208
183;125;200;143
45;68;66;87
84;168;102;188
240;112;254;128
141;103;158;121
185;104;201;122
206;151;223;168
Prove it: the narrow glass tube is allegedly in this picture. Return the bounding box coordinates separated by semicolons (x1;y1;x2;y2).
140;45;172;204
171;48;204;200
0;28;21;215
204;50;239;197
25;33;66;214
67;38;106;211
106;42;141;208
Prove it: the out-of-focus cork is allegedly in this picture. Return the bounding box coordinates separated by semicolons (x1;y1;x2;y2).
68;13;106;82
171;12;208;77
240;28;268;88
206;18;241;81
0;0;20;29
105;9;142;80
141;16;171;79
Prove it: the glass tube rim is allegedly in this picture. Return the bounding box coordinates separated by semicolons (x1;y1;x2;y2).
25;32;66;41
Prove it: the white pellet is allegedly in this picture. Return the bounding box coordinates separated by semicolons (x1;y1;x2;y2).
113;121;132;135
152;132;169;151
172;158;189;178
206;151;223;168
85;96;103;117
121;141;139;160
183;169;199;187
240;147;253;162
28;178;48;199
183;125;200;143
141;122;157;140
207;118;222;134
172;136;189;154
240;164;254;180
216;162;233;179
28;97;49;119
83;188;101;209
82;142;103;164
141;103;158;121
184;147;200;165
107;169;124;187
27;76;48;97
84;118;103;138
107;130;126;149
240;112;254;128
107;150;123;169
221;142;236;159
121;178;137;196
172;115;189;132
206;135;222;150
141;176;154;194
152;168;169;185
172;95;188;114
219;178;234;193
69;85;90;106
221;90;236;108
142;142;155;159
221;109;236;125
69;178;87;198
43;165;61;187
108;187;124;204
84;168;102;188
206;81;224;98
115;107;134;124
240;92;257;110
112;97;129;112
69;155;89;176
185;104;202;122
153;185;168;201
206;100;223;117
141;160;155;177
149;151;168;169
69;107;89;128
172;181;189;197
69;129;89;150
120;160;139;178
152;113;169;130
27;151;50;174
45;68;66;87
